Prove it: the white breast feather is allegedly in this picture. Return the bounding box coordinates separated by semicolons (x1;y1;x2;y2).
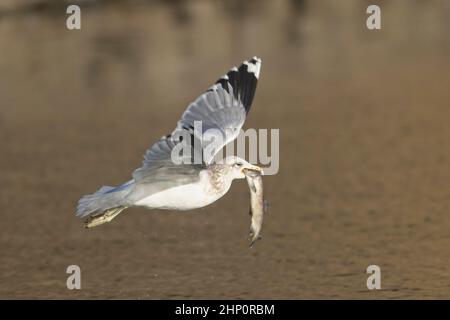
134;171;229;210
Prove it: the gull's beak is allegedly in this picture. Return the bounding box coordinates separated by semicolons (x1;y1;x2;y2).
242;165;264;176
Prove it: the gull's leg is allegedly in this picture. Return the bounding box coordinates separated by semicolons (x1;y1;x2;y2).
85;206;127;228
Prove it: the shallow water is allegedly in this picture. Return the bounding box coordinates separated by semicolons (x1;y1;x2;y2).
1;0;450;299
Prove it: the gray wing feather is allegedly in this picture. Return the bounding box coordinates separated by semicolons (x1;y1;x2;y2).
174;57;261;164
177;85;246;164
132;134;204;183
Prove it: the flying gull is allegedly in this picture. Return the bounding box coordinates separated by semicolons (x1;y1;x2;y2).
76;57;263;233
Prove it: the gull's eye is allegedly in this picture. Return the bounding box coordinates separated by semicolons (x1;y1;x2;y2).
235;162;243;167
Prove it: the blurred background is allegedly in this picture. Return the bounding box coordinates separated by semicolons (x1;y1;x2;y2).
1;0;450;299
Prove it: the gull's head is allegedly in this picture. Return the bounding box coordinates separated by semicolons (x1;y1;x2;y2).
221;156;263;179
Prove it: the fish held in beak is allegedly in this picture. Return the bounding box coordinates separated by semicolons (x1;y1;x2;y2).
244;169;266;247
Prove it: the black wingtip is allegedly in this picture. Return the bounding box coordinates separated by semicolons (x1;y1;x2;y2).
214;57;262;114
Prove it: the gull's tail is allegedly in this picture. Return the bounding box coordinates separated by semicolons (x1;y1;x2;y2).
76;180;134;218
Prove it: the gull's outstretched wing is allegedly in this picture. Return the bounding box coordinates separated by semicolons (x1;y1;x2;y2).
133;57;261;181
176;56;261;164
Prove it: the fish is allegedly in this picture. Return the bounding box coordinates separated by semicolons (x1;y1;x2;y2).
244;170;266;247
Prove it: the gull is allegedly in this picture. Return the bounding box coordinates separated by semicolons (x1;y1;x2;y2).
76;57;263;229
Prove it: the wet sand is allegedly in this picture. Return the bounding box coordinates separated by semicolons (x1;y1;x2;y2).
1;0;450;299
